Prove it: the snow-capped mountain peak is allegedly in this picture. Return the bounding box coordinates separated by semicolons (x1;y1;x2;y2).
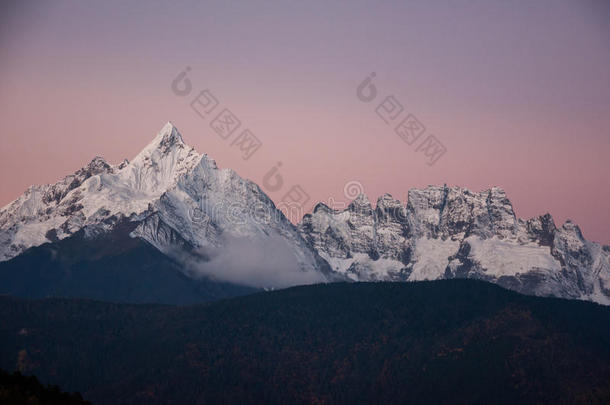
144;121;186;154
0;123;332;288
0;123;200;261
119;122;200;194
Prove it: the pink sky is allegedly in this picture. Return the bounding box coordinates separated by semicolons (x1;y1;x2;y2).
1;0;609;244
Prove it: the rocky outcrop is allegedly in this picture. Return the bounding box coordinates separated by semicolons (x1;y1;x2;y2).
298;185;610;304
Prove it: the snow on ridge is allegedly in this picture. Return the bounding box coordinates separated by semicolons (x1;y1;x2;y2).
464;236;561;278
408;238;460;281
298;184;610;304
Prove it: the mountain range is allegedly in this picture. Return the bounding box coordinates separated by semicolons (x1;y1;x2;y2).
1;122;608;304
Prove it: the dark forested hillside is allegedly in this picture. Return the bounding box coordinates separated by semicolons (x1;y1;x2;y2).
1;280;609;404
0;369;90;404
0;223;256;304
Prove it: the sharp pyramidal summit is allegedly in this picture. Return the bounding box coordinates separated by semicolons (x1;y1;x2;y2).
0;123;608;305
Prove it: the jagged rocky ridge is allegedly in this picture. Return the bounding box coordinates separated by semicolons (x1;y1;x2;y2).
298;187;610;304
0;123;608;304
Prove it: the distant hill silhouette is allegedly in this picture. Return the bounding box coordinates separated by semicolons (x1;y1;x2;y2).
1;280;609;404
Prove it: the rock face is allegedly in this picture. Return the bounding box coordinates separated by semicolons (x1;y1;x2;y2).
298;185;610;305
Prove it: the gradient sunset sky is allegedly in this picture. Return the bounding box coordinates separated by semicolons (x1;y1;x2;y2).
1;0;609;243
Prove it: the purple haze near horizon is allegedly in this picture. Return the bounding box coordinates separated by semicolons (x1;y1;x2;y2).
0;0;609;243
